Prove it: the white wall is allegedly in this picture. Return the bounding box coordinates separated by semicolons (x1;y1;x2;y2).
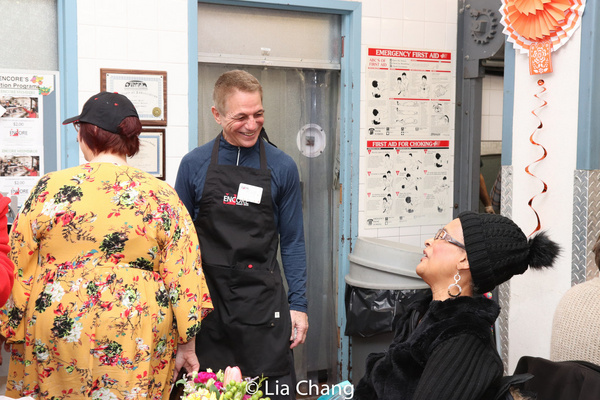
72;0;579;375
75;0;460;235
482;75;504;143
357;0;459;247
77;0;190;186
356;0;580;373
507;33;581;371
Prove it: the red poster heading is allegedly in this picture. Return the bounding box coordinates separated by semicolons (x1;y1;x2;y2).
368;48;452;61
367;140;450;149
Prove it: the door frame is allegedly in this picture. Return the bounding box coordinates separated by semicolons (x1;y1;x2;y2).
58;0;79;170
190;0;361;381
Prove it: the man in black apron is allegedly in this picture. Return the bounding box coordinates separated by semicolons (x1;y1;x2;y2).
175;70;308;400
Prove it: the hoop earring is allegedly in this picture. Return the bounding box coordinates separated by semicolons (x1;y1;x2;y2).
447;271;462;298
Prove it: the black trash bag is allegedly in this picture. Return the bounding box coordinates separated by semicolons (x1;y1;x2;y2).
344;284;430;337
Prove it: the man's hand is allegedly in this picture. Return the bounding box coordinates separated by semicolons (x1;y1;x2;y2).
289;310;308;349
174;339;199;383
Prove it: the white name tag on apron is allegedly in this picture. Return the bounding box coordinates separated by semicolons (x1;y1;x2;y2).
237;183;263;204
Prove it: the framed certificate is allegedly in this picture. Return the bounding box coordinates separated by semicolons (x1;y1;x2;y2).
100;68;167;126
127;128;166;180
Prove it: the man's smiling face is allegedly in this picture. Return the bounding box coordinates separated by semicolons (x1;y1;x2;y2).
212;89;264;148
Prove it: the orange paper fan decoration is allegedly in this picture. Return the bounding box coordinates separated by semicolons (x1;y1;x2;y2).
500;0;585;55
507;0;570;41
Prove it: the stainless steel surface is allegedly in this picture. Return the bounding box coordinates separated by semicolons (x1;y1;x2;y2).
0;0;58;70
573;170;589;285
498;165;512;373
573;170;600;285
198;3;341;70
585;171;600;281
197;64;341;382
501;165;512;218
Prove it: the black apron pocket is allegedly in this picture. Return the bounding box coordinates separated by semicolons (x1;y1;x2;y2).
197;262;292;376
202;262;278;326
227;263;278;326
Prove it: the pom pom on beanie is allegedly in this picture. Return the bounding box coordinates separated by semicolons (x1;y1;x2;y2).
458;211;560;294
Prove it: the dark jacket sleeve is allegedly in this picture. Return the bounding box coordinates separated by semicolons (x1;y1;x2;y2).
354;350;387;400
413;333;503;400
354;299;427;400
174;152;199;220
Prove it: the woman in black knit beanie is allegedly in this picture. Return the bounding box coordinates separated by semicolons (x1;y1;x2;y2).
354;211;560;400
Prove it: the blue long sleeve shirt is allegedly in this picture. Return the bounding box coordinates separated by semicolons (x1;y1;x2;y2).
175;135;308;313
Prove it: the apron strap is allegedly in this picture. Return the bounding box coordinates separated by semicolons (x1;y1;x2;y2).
210;132;268;171
259;137;267;170
259;127;278;148
210;133;222;165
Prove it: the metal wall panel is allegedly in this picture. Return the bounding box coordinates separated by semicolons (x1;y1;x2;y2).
498;165;512;372
585;171;600;280
573;170;600;284
197;3;341;69
573;170;589;285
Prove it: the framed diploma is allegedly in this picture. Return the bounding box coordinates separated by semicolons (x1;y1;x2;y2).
100;68;167;126
127;128;166;180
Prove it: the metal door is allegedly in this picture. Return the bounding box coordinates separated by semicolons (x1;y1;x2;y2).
198;64;340;385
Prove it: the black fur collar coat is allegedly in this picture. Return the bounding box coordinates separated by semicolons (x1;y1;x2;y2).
354;294;503;400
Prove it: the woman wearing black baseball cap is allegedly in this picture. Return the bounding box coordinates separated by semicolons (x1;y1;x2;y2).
0;92;213;399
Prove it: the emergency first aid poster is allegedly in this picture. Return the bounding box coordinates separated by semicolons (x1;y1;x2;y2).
364;47;455;228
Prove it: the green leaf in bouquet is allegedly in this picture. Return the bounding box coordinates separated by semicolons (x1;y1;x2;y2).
209;384;220;395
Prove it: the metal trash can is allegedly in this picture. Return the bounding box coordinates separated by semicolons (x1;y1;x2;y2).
346;237;428;290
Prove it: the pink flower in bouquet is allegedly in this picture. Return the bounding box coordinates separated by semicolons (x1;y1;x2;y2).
176;367;269;400
194;371;217;384
223;366;242;385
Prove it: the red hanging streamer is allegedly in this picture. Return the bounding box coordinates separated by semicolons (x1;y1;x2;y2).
524;79;548;237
